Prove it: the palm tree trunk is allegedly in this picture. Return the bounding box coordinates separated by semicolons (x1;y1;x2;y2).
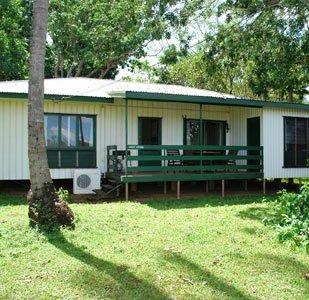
28;0;74;228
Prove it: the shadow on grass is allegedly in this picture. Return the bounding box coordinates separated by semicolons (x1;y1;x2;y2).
253;253;309;279
0;195;27;206
241;227;261;235
237;206;272;221
145;195;274;211
162;251;256;300
45;231;170;300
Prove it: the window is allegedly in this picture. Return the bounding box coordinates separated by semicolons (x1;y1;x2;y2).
184;119;226;145
44;114;96;168
79;116;94;147
284;117;309;167
203;121;225;145
61;115;77;147
185;119;200;145
45;114;59;146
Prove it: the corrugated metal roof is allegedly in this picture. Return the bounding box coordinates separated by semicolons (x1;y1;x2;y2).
106;80;239;99
0;78;308;110
0;78;112;98
0;77;237;99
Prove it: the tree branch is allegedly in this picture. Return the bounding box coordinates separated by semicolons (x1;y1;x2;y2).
86;68;99;78
75;61;84;77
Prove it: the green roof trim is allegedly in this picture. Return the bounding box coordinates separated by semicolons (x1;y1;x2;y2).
0;92;113;103
124;91;309;110
2;89;308;110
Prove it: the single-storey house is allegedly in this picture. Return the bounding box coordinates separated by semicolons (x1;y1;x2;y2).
0;78;308;198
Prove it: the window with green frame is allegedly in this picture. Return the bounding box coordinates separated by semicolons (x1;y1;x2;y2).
184;118;227;145
44;114;96;168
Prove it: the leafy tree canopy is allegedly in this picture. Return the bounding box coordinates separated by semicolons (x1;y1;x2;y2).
0;0;31;80
1;0;308;102
153;0;309;102
0;0;191;80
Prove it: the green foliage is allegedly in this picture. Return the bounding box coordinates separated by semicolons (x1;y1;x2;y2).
264;182;309;251
0;0;187;80
0;0;31;80
155;0;309;102
155;46;256;98
28;183;74;231
57;187;70;203
48;0;185;78
219;0;309;102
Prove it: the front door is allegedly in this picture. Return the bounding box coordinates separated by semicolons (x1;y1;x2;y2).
247;117;260;169
138;117;162;166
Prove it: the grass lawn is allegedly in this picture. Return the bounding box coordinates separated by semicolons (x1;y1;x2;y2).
0;194;308;300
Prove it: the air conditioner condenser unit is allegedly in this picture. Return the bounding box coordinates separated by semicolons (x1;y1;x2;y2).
73;169;101;194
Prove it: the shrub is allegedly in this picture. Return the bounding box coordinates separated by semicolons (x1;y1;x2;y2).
263;181;309;251
57;188;71;203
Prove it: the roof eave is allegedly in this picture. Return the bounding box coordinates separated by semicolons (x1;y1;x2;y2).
123;91;309;110
110;91;126;98
124;91;263;108
0;92;113;103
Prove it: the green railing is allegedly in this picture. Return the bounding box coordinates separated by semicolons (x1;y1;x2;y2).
107;145;263;183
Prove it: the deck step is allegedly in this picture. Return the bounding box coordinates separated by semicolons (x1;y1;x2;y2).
102;184;114;190
108;179;117;183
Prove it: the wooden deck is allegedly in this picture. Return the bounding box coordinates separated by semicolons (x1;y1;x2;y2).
106;145;264;183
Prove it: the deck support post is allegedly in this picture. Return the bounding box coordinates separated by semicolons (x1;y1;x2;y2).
221;180;225;197
125;183;129;201
163;182;167;194
244;180;248;191
116;186;120;197
177;181;180;199
263;179;266;194
206;181;209;193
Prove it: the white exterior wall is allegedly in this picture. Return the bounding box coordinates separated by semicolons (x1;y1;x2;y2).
262;107;309;179
105;99;231;154
1;98;308;180
229;107;262;166
0;100;28;180
0;99;105;180
0;98;230;180
229;107;262;146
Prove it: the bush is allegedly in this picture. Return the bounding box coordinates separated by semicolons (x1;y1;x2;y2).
57;188;71;203
263;181;309;251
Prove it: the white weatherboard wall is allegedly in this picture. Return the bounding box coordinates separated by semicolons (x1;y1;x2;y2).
0;99;105;180
229;106;262;166
105;99;231;152
263;107;309;179
0;100;28;180
2;97;307;180
229;107;262;146
0;98;233;180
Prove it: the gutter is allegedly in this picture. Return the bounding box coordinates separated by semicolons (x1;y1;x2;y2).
0;92;114;103
112;91;309;110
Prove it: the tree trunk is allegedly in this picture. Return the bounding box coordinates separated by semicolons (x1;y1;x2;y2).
54;50;61;78
86;68;99;78
288;90;294;103
228;74;233;94
75;61;84;77
28;0;74;229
